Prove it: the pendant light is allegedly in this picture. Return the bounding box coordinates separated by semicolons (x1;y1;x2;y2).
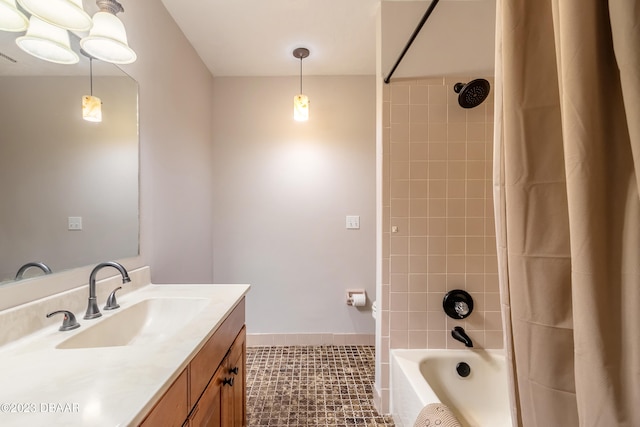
0;0;28;32
82;52;102;122
293;47;309;122
80;0;136;65
16;15;79;64
17;0;92;31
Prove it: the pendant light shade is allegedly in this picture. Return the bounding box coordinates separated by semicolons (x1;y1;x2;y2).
80;5;136;64
293;47;310;122
17;0;91;31
16;16;79;64
82;95;102;122
294;94;309;122
0;0;28;32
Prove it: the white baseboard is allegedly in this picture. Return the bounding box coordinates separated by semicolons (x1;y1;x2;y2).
247;333;375;347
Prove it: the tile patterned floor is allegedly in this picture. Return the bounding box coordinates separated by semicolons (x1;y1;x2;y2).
246;346;395;426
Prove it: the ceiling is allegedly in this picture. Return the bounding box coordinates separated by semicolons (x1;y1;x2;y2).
160;0;496;79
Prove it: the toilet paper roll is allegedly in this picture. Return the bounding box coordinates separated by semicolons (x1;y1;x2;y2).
351;293;366;307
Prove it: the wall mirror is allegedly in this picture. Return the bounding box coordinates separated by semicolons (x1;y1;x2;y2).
0;26;139;287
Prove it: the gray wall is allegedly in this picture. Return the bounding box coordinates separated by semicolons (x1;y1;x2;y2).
123;0;215;284
211;76;377;335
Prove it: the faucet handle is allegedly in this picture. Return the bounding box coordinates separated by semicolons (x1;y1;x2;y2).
104;286;122;310
46;310;80;331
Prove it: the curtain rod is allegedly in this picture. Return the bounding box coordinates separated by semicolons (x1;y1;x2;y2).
383;0;441;84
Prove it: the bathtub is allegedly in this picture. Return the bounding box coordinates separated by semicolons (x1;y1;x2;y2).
390;349;513;427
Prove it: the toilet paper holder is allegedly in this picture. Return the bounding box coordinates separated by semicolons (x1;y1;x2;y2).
346;289;366;306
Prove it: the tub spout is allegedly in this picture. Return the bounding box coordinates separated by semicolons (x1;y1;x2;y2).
451;326;473;347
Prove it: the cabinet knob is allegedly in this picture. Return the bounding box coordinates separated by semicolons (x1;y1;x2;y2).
222;377;234;386
229;366;239;375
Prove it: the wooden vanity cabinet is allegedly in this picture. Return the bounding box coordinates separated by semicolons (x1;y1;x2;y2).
139;299;246;427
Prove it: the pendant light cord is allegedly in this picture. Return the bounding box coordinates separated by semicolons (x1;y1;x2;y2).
89;57;94;96
299;56;303;94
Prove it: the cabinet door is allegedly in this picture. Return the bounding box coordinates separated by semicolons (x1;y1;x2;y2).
223;327;246;427
191;327;246;427
189;366;225;427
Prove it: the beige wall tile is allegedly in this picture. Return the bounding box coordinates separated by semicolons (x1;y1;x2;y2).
428;123;447;140
391;104;410;124
390;330;409;348
391;85;410;104
410;236;428;255
447;143;466;162
427;274;447;293
390;123;410;142
428;85;447;104
428;198;447;217
428;104;447;123
409;331;428;348
411;122;429;141
408;274;428;293
409;255;428;274
410;142;429;160
410;199;428;217
447;123;467;141
429;142;448;160
390;273;408;292
410;162;428;180
411;105;429;123
428;236;447;255
390;236;409;255
409;218;428;236
429;180;447;198
410;85;429;104
390;142;411;161
427;330;447;349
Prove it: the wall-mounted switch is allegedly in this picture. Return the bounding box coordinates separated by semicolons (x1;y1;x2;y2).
68;216;82;231
346;215;360;230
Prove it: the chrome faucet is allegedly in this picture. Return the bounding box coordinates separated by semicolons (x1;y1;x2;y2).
84;261;131;319
15;262;52;280
451;326;473;348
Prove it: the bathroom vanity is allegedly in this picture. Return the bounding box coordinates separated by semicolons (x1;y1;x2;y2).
0;267;250;427
140;300;246;426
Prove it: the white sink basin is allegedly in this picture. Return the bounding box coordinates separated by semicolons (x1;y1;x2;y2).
57;297;209;349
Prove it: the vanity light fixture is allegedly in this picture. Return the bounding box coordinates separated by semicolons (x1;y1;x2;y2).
15;15;79;64
82;52;102;122
80;0;136;65
293;47;309;122
17;0;92;31
0;0;28;32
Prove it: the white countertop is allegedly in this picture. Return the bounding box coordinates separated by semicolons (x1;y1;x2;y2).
0;283;250;426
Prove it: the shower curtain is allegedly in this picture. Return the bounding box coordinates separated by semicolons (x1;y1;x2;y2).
493;0;640;425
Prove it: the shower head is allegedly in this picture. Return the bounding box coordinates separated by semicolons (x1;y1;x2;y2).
453;79;490;109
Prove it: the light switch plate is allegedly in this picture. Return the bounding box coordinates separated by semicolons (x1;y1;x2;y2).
346;215;360;229
68;216;82;231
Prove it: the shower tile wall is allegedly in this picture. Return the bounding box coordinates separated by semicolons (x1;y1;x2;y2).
378;77;501;412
